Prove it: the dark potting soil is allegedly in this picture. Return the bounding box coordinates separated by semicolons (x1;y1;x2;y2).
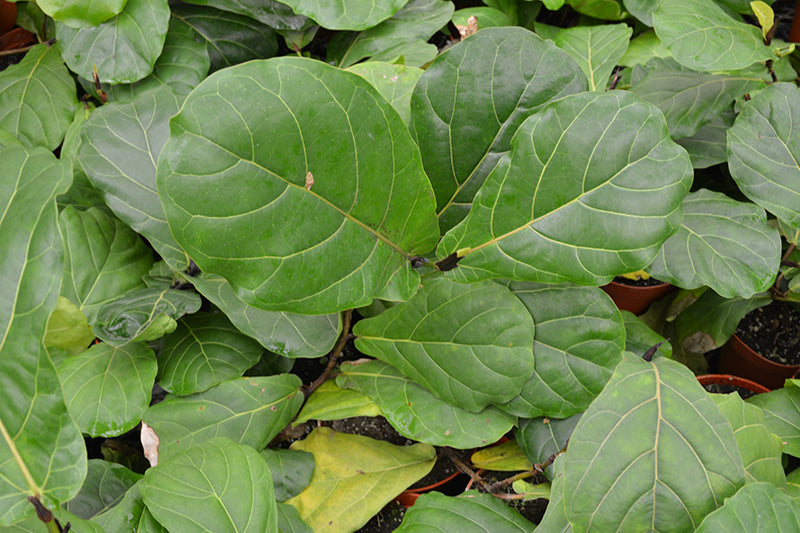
612;276;666;287
479;470;550;525
735;301;800;366
702;382;757;400
356;500;406;533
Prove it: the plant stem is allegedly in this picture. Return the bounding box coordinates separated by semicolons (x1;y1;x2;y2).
0;418;42;497
303;309;353;397
771;242;797;299
442;447;492;492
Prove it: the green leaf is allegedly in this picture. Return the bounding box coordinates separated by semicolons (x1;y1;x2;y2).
0;43;78;150
653;0;775;71
0;145;85;525
354;277;535;412
438;91;692;285
622;0;657;25
676;107;736;169
277;503;313;533
535;454;571;531
79;85;189;269
711;393;786;487
788;468;800;507
91;481;169;533
179;0;312;30
621;310;673;359
346;62;423;124
144;375;303;461
140;437;277;533
410;27;587;232
748;384;800;457
286;427;435;533
57;0;170;84
452;7;513;28
64;460;142;519
500;283;625;418
675;291;770;351
554;24;632;91
59;206;155;325
279;0;408;30
106;16;212;102
157;312;265;395
728;83;800;232
647;190;781;298
563;355;745;532
44;296;95;356
516;415;581;480
93;286;201;346
751;1;774;41
470;440;532;472
294;380;383;425
396;491;536;532
171;4;279;72
566;0;625;20
632;68;764;139
337;360;516;448
57;342;157;437
2;509;105;533
327;0;453;68
259;449;315;502
620;31;671;67
57;106;108;211
189;273;340;358
696;483;800;532
158;57;439;314
37;0;126;27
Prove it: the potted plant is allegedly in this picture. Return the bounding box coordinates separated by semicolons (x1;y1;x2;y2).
601;270;675;315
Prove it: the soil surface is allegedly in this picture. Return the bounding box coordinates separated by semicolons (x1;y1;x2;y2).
735;301;800;366
702;382;758;400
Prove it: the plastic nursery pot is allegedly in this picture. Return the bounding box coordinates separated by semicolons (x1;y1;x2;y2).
0;0;16;36
719;334;800;391
600;280;675;315
0;27;34;52
395;470;464;507
696;374;770;396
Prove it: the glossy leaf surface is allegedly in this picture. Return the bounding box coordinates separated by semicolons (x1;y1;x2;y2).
728;83;800;231
676;107;735;169
438;91;692;285
554;23;631;91
354;277;535;412
57;0;170;83
0;145;85;524
59;206;154;324
647;189;781;298
563;355;745;532
179;0;312;30
279;0;407;30
259;449;315;502
80;85;189;268
748;384;800;457
190;273;340;358
410;27;587;231
157;312;264;394
58;342;157;437
347;62;422;124
516;415;580;480
501;283;625;418
158;56;439;314
0;44;77;150
696;483;800;532
44;296;95;355
140;437;277;533
395;491;536;531
36;0;126;27
338;360;516;448
286;427;435;532
64;460;142;519
144;375;303;461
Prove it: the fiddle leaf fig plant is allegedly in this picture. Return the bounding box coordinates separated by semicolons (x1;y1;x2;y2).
2;0;800;531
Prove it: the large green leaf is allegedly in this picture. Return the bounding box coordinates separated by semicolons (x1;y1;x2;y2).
621;311;672;359
80;86;189;269
632;68;764;139
0;44;78;150
696;483;800;532
171;4;279;72
92;482;168;533
500;283;625;418
143;375;303;461
676;107;736;169
554;23;632;92
259;449;315;502
179;0;312;30
562;355;745;532
57;106;108;211
674;291;770;351
516;414;581;480
58;342;157;437
93;286;202;346
566;0;625;19
337;360;516;448
410;27;588;232
59;206;154;324
653;0;775;71
158;57;439;314
395;491;536;531
0;145;85;525
647;190;781;298
277;503;313;533
622;0;656;25
37;0;126;27
56;0;170;84
353;277;535;412
347;62;423;124
140;437;277;533
44;296;95;356
748;383;800;457
728;83;800;232
534;454;571;532
327;0;453;68
157;312;265;394
189;273;340;358
64;460;142;520
286;427;435;533
1;509;105;533
438;91;692;285
279;0;408;30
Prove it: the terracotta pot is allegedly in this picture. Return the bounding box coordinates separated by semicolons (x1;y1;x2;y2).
0;0;16;36
719;334;800;390
395;470;463;507
791;4;800;43
0;27;34;52
696;374;770;395
600;280;675;315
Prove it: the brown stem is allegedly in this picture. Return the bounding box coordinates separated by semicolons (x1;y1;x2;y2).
303;309;353;398
771;242;797;299
487;439;570;492
442;447;493;492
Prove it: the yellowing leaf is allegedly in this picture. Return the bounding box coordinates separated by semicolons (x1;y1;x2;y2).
471;440;533;472
45;296;95;356
751;1;774;41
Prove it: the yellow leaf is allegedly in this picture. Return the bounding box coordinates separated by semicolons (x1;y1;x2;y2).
751;1;774;41
471;439;533;472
